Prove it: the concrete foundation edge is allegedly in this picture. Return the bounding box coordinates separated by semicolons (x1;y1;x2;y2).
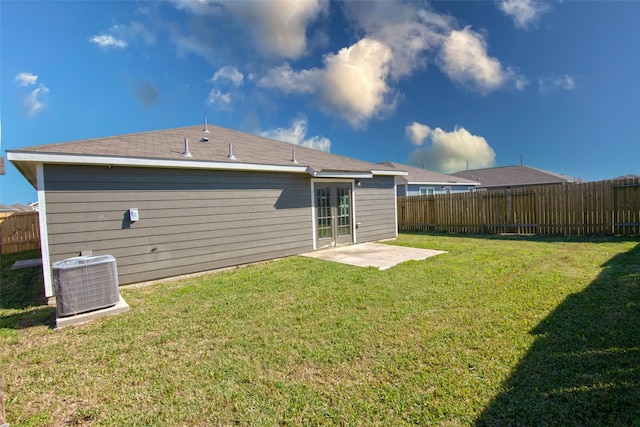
55;296;129;329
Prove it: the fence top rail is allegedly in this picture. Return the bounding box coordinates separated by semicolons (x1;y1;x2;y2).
398;176;640;200
0;210;39;217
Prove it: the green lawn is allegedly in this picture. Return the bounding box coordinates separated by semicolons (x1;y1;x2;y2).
1;234;639;426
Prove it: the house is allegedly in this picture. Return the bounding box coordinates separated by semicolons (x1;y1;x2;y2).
0;204;20;213
7;122;406;298
0;203;35;212
450;164;585;190
611;174;640;180
378;161;479;196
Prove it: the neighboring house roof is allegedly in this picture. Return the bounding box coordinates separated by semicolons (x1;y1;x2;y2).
0;203;34;212
611;174;640;180
0;204;18;212
450;165;585;189
7;123;405;187
379;161;480;186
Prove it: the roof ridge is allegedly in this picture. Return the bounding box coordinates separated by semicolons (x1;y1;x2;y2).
19;124;202;151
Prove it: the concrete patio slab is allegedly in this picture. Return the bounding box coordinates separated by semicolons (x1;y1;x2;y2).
302;242;446;270
55;296;130;329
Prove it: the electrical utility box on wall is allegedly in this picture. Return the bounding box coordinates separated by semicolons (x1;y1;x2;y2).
52;255;120;317
129;208;139;222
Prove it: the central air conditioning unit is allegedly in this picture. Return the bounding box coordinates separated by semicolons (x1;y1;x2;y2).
53;255;120;317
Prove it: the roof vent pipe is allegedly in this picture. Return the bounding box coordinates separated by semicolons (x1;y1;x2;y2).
227;143;236;160
291;149;299;164
182;138;192;157
203;117;210;133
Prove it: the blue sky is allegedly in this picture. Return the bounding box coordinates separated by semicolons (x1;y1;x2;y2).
2;0;639;205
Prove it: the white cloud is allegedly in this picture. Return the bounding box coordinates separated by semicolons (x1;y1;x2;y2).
407;123;496;173
90;34;127;49
171;0;325;60
25;84;50;116
206;89;233;111
169;1;527;127
539;74;577;93
405;122;432;146
223;0;325;59
15;73;49;115
342;2;452;79
260;117;331;152
210;66;244;87
259;38;394;128
258;64;316;94
206;66;245;111
344;2;527;93
90;22;155;53
257;3;525;128
318;38;394;127
438;27;526;94
14;72;38;86
346;2;527;95
498;0;551;29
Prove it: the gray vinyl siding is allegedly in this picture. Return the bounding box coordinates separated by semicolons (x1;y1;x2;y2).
355;176;397;242
43;164;313;284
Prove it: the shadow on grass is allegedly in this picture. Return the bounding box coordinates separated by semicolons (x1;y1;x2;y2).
1;249;54;328
0;306;55;329
476;243;640;426
400;230;640;245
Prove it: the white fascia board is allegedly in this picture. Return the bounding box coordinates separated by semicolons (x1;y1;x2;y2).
7;151;309;174
372;169;408;176
408;181;480;186
311;171;373;179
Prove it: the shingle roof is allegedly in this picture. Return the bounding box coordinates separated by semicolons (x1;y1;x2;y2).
611;174;640;180
379;161;479;185
0;203;34;212
8;123;403;187
450;165;584;188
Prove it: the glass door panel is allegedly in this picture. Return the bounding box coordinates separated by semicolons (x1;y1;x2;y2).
316;185;332;241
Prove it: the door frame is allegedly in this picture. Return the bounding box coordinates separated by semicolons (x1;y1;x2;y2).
311;179;356;250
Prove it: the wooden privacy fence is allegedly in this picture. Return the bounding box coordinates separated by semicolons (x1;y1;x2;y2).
0;211;40;254
398;177;640;236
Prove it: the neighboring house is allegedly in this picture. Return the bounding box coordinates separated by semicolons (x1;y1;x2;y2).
611;174;639;180
8;123;406;298
0;203;35;212
0;204;19;213
379;161;480;196
450;164;585;190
